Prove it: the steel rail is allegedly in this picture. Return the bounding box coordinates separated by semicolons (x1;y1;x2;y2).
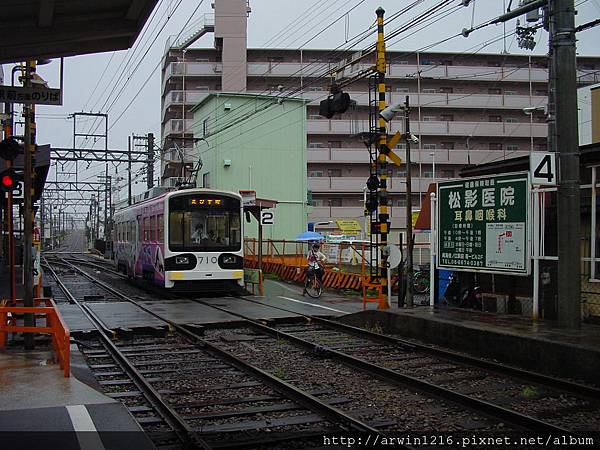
54;257;393;439
43;258;208;450
187;297;578;436
54;253;600;401
235;295;600;400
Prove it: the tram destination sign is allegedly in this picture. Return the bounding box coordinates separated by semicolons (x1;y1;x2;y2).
437;172;530;275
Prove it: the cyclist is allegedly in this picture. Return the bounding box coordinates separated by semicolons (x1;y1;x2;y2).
303;242;327;296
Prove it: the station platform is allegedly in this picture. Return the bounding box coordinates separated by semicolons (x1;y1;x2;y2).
340;306;600;385
0;346;155;450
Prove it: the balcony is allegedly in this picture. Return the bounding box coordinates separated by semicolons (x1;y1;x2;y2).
307;119;547;138
390;64;549;83
162;90;210;118
308;176;435;194
164;118;195;135
309;206;408;229
307;148;531;165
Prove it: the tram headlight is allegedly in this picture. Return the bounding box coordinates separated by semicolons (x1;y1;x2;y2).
175;256;189;265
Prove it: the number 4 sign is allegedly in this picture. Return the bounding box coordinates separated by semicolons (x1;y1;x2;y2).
530;152;556;186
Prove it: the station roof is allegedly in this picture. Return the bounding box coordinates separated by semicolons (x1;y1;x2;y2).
0;0;158;63
459;142;600;178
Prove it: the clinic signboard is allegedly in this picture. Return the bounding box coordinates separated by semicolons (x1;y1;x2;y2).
437;172;530;275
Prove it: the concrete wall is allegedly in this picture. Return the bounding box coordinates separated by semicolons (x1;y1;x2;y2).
193;93;309;240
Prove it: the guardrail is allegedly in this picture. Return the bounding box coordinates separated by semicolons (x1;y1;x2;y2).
0;297;70;377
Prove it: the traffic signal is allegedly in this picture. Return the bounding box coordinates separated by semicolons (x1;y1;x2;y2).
0;137;22;161
0;168;17;192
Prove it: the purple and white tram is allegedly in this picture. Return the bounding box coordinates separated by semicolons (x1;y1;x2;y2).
113;188;244;292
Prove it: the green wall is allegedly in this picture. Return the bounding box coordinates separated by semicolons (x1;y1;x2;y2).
192;93;309;240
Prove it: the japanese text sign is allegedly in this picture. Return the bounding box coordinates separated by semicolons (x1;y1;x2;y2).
437;173;530;275
0;86;62;106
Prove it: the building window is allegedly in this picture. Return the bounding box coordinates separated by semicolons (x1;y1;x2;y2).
309;86;323;91
197;86;210;91
440;114;454;122
397;169;407;177
308;114;322;120
202;172;210;188
397;198;407;207
423;169;434;178
312;199;324;206
441;142;455;149
423;116;437;122
505;117;518;123
422;88;436;94
489;143;503;150
506;144;519;151
536;143;548;151
535;89;547;96
488;88;501;95
488;115;502;122
423;144;437;150
504;90;518;95
396;142;406;150
396;87;409;93
308;142;324;148
271;56;284;62
439;87;453;93
329;198;342;207
442;169;454;178
328;141;342;148
398;60;409;65
202;118;209;137
327;169;342;177
309;170;324;177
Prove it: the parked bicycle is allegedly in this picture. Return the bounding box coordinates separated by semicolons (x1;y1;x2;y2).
412;265;430;294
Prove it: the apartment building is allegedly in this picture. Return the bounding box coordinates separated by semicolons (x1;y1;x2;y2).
160;1;600;238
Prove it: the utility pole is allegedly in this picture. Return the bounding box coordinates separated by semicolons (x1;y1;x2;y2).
128;136;132;205
147;132;155;189
23;60;36;350
404;96;414;308
551;0;580;328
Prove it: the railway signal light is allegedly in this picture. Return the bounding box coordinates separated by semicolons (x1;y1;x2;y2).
0;168;17;192
319;85;353;119
0;137;22;161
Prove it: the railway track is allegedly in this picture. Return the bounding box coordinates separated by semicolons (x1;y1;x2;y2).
43;257;401;449
45;255;600;444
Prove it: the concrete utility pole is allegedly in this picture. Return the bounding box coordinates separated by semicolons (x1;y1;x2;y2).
23;60;36;350
551;0;580;328
147;132;155;189
404;96;414;308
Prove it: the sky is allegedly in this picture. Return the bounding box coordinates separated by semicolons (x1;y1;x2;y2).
5;0;600;210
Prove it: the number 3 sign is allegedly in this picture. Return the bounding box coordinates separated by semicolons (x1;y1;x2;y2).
530;152;556;186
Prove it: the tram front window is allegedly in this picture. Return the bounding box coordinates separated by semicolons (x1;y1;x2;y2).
169;195;241;252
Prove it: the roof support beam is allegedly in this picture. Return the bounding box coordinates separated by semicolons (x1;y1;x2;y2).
38;0;55;28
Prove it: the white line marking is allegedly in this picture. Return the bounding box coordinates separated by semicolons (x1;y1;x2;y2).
66;405;106;450
278;296;348;314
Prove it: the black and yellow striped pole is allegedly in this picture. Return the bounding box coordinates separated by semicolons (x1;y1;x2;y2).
375;7;389;309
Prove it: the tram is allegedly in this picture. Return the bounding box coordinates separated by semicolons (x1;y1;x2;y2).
113;188;244;292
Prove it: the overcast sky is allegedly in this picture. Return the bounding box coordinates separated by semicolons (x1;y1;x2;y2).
8;0;600;207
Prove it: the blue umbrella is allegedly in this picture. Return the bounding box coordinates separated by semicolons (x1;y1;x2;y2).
295;231;324;241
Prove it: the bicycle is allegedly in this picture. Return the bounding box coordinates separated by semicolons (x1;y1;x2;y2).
413;267;430;294
304;267;323;298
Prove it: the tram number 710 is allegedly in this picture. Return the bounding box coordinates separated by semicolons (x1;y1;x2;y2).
198;256;218;264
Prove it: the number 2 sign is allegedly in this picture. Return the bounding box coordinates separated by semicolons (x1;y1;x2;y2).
530;152;556;186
